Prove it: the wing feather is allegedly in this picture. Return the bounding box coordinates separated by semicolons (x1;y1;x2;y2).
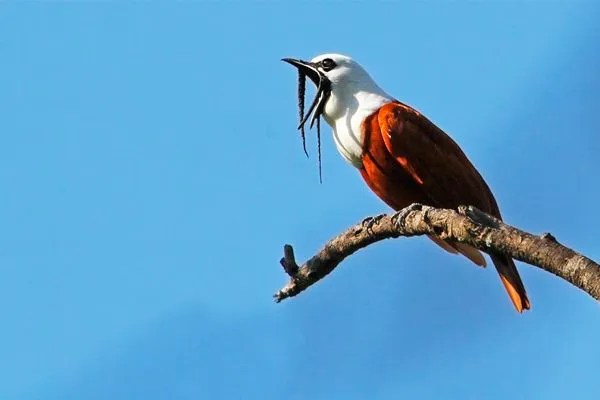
374;101;530;311
377;101;499;216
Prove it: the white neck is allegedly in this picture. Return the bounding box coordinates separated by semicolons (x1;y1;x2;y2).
322;80;393;168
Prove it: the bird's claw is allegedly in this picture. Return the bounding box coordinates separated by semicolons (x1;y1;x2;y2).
361;214;386;233
392;203;424;227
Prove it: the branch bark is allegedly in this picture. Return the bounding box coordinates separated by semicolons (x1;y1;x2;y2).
274;203;600;304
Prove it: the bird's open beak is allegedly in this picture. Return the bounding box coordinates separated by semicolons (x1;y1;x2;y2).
282;57;331;130
281;58;322;86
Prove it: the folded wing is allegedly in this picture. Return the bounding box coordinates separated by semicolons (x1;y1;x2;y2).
372;101;530;312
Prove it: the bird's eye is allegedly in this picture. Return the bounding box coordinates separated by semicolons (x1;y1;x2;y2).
321;58;336;72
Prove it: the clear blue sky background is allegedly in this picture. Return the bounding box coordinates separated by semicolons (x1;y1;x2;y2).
1;2;599;399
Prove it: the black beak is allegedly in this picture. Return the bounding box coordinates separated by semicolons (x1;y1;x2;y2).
281;58;321;86
282;57;331;130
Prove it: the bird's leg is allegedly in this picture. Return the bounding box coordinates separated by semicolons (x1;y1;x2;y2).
361;213;387;233
392;203;424;228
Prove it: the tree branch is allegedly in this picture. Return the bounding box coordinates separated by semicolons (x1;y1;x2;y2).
273;203;600;304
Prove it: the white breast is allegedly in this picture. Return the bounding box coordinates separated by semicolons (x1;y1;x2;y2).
323;90;393;169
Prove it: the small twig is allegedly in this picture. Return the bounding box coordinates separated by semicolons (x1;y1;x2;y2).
541;232;558;242
280;244;299;276
273;203;600;305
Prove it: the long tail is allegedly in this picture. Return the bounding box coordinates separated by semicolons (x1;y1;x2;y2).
490;253;530;313
427;235;530;313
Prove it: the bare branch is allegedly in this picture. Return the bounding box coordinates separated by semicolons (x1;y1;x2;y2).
273;203;600;304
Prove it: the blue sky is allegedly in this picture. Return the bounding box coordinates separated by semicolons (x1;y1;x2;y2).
1;2;599;399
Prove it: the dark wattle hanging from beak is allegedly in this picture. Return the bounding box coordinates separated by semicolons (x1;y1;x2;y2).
282;58;332;183
296;70;308;157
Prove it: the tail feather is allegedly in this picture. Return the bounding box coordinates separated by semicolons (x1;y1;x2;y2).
490;254;531;313
454;242;487;268
427;235;530;313
427;234;459;254
427;235;487;267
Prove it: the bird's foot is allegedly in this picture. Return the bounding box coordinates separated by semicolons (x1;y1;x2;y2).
392;203;424;228
361;213;387;233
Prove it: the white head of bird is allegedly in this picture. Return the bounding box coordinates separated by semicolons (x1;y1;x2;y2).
282;53;394;168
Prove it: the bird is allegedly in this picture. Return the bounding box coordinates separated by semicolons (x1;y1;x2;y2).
282;53;530;313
